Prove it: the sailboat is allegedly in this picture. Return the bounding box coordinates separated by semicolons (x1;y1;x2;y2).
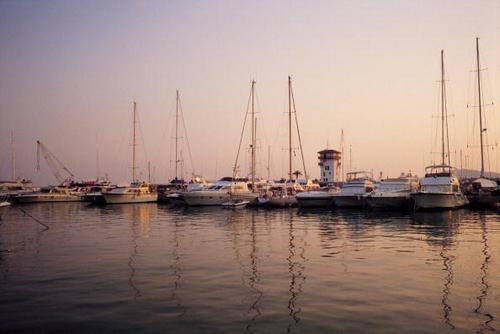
260;76;307;207
157;90;209;204
411;50;468;210
103;102;158;204
228;80;262;206
0;131;35;200
463;38;499;208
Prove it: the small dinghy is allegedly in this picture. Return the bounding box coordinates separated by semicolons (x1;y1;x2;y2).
221;200;249;209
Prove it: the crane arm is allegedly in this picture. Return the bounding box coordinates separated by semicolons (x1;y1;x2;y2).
36;140;74;184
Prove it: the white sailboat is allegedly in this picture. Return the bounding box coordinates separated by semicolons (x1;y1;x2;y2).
261;76;307;207
463;38;499;208
229;80;261;205
411;50;468;210
103;102;158;204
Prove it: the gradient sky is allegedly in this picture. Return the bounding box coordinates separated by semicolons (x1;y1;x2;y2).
1;0;499;184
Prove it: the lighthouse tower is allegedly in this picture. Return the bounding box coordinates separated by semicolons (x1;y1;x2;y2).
318;149;341;185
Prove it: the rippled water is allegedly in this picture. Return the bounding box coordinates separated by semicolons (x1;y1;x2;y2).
0;203;499;333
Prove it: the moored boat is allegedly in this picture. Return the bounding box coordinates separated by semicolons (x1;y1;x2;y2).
462;38;500;209
103;182;157;204
411;165;468;210
296;187;338;208
14;186;83;203
365;173;419;210
103;102;158;204
181;177;249;206
333;171;373;208
411;50;468;210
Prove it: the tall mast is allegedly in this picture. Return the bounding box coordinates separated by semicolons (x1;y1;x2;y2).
476;37;485;177
10;130;16;180
288;76;292;182
175;90;179;180
132;101;137;182
251;80;256;190
440;50;446;166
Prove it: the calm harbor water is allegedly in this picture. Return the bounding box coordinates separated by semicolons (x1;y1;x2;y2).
0;203;499;333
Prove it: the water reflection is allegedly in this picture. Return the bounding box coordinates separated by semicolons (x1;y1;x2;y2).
286;210;306;333
170;210;187;317
474;214;495;333
412;211;461;330
106;204;154;299
226;210;263;333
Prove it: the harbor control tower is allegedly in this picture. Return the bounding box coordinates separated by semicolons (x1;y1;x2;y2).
318;149;341;184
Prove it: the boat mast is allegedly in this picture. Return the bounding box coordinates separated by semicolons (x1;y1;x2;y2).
132;101;137;182
175;90;180;180
440;50;446;166
251;80;256;190
288;76;292;182
475;37;485;177
10;130;16;180
290;78;308;181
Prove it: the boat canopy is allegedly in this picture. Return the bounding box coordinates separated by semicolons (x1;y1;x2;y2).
424;164;455;177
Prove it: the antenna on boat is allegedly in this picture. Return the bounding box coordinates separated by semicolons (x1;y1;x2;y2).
10;130;16;180
349;144;352;172
340;129;344;182
96;131;100;180
148;161;151;183
267;145;271;182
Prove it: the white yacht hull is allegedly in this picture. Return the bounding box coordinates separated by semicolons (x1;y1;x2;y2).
334;195;366;208
230;192;259;205
182;191;229;206
15;194;82;203
264;196;297;208
365;194;412;210
296;193;335;208
165;193;186;206
103;193;158;204
411;192;468;210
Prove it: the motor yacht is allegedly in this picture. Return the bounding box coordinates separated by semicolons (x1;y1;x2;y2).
333;171;374;208
103;182;157;204
411;165;468;210
182;177;251;206
296;186;339;208
14;186;83;203
365;173;419;210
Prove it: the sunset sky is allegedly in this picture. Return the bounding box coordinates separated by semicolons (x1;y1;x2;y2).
0;0;498;184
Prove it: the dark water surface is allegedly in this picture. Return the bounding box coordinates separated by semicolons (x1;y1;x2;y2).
0;203;499;333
